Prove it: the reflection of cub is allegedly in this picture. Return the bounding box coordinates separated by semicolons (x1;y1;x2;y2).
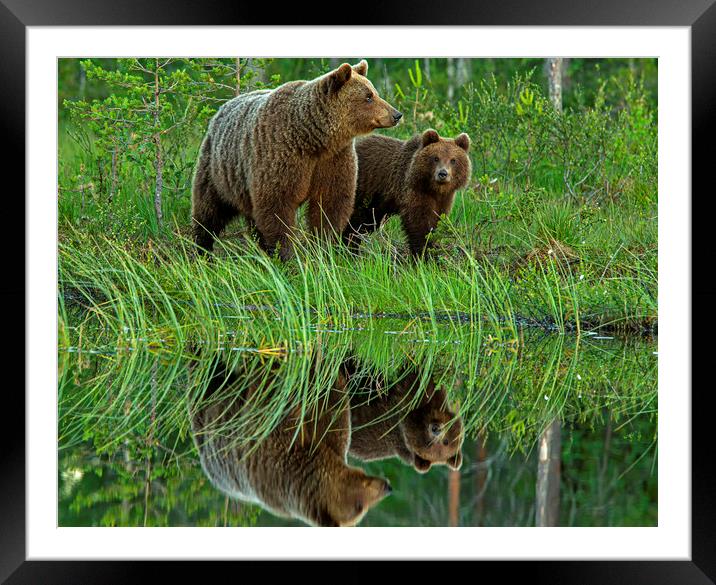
190;361;392;527
348;366;464;473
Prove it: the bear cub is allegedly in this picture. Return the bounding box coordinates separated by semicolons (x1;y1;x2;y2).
344;129;471;257
347;365;464;474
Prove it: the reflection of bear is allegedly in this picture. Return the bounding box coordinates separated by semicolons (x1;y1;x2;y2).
190;360;391;527
344;129;471;256
347;365;464;473
191;60;402;259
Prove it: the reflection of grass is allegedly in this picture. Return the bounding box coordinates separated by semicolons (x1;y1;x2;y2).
58;323;657;527
59;313;657;463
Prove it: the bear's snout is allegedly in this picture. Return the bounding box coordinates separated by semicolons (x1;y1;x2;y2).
392;110;403;124
436;168;450;182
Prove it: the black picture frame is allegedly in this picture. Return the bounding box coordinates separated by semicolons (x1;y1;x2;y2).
5;1;714;582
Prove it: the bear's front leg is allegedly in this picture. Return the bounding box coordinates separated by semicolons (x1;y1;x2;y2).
400;201;441;257
251;169;310;261
308;147;358;241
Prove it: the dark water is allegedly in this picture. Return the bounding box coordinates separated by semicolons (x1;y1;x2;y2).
58;329;657;527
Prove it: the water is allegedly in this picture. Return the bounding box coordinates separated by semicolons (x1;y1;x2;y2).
58;323;657;527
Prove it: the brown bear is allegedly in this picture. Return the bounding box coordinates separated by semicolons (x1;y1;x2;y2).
343;129;472;256
347;364;464;473
189;357;392;527
191;60;402;260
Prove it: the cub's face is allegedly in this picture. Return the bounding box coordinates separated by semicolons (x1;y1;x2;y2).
401;388;464;474
323;60;403;135
413;129;472;192
316;469;392;527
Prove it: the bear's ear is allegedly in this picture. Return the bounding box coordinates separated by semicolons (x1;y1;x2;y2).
414;454;433;474
325;63;353;95
352;60;368;76
446;451;463;471
455;133;471;152
421;129;440;148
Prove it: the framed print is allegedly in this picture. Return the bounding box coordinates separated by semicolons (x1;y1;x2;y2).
5;0;715;582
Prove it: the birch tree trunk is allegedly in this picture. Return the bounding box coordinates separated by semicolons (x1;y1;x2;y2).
235;57;241;95
447;58;456;103
547;57;563;113
456;58;470;87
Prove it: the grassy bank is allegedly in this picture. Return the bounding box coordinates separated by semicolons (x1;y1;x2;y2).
58;59;657;335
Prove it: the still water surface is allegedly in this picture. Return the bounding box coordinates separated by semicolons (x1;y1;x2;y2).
58;325;657;527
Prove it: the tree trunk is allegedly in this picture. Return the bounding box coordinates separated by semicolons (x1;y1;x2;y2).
109;144;118;204
422;58;431;82
447;58;456;103
153;59;163;227
535;418;561;526
235;57;241;95
547;58;563;113
456;58;470;87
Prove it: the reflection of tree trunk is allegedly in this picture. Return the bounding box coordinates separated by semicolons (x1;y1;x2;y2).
474;432;488;526
448;468;460;526
535;419;561;526
596;410;612;525
423;58;431;82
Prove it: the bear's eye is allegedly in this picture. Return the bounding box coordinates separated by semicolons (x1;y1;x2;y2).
430;423;441;436
355;500;364;514
366;95;373;103
433;156;439;163
450;158;456;164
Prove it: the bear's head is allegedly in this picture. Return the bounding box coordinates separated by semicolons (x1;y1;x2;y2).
410;129;472;194
314;466;392;527
399;385;464;474
320;60;403;136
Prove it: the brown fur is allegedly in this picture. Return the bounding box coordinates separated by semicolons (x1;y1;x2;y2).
189;358;391;527
191;60;402;259
344;129;472;256
347;364;464;473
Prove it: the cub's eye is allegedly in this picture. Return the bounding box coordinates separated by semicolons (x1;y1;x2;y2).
366;95;373;103
433;156;439;162
430;423;441;436
450;159;456;164
355;500;364;514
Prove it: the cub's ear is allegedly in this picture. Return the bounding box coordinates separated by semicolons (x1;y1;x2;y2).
352;59;368;76
455;133;471;152
446;451;463;471
421;129;440;148
414;455;433;474
325;63;353;95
